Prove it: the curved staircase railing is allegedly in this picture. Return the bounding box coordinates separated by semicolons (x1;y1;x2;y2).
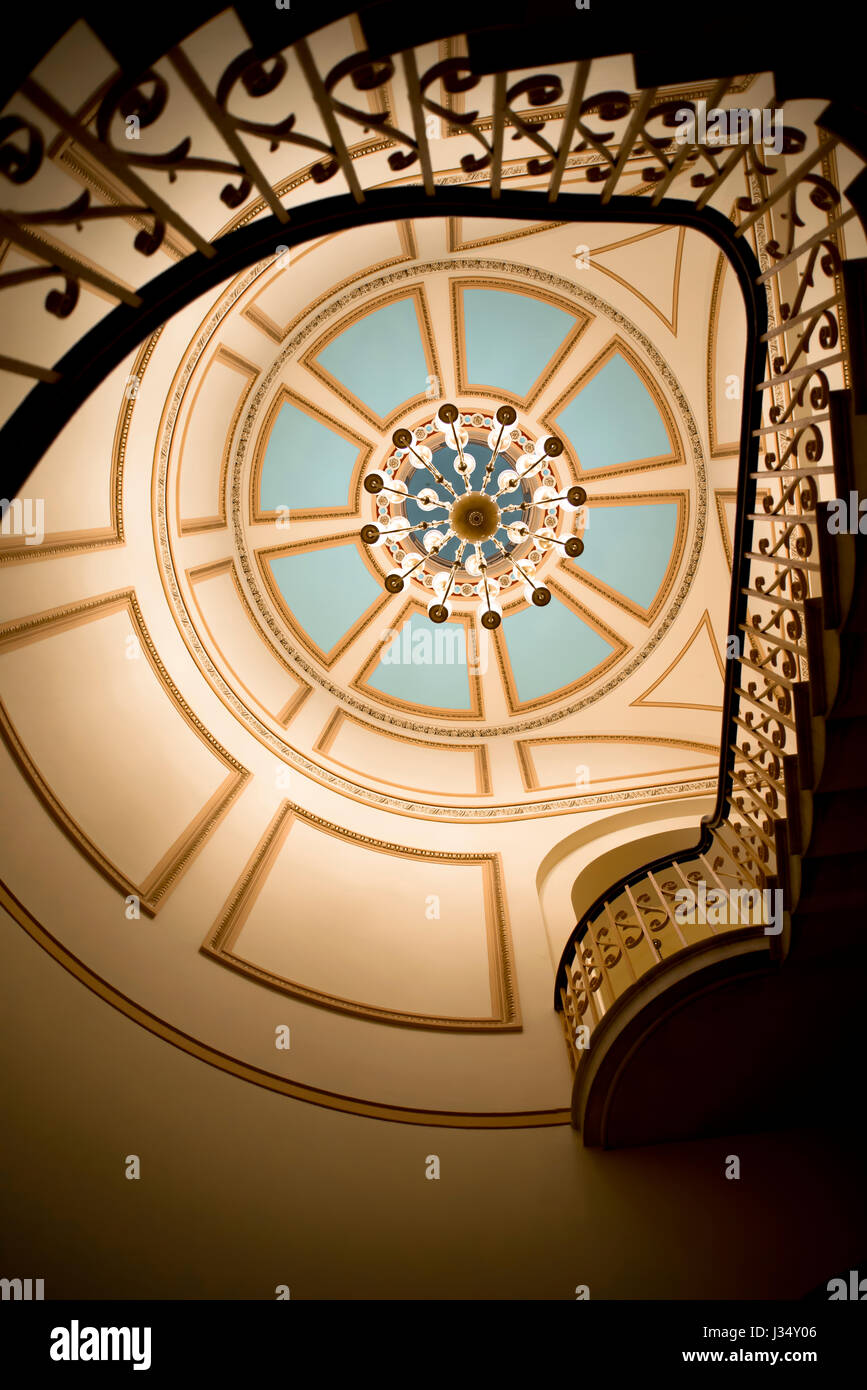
0;10;865;1075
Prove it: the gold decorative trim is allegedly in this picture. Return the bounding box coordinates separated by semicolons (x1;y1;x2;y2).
351;597;485;720
2;879;566;1127
492;579;629;716
186;559;312;728
585;225;685;334
313;706;491;797
0;589;249;914
450;276;591;410
241;220;418;345
713;486;770;568
250;384;372;524
631;609;725;711
446;218;567;253
544;333;679;479
300;283;441;431
0;330;160;565
152;253;710;814
177;345;259;534
202;800;520;1031
515;732;719;793
706;251;742;458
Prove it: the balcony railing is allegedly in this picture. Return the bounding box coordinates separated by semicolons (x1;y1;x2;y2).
0;9;865;1069
554;167;865;1068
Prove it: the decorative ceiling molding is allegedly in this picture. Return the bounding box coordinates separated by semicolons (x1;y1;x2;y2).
250;384;372;524
446;217;567;253
491;579;629;717
185;558;312;730
255;531;393;671
585;225;685;335
201;799;520;1030
0;589;249;914
515;732;719;794
177;345;259;535
450;275;591;409
706;251;742;459
544;332;679;479
559;490;688;625
1;877;569;1127
300;282;442;432
0;329;160;566
150;250;714;816
631;610;726;711
350;597;486;720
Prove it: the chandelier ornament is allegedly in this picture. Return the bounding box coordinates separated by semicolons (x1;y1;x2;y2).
360;403;588;627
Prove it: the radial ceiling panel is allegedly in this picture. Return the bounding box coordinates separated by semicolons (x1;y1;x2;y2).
553;350;672;470
501;597;617;705
456;285;584;401
259;398;364;512
571;501;678;609
266;543;383;663
311;294;430;422
363;612;475;713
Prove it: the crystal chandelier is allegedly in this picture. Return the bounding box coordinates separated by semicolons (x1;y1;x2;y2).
360;403;587;627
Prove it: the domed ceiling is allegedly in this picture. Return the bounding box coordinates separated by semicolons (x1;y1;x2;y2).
152;214;732;818
0;25;754;1120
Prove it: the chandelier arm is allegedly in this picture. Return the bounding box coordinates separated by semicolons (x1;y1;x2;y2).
438;545;466;607
450;420;467;477
482;423;506;490
409;444;458;498
386;519;441;539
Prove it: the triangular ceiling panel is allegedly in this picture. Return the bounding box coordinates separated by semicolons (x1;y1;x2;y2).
447;218;566;251
584;226;684;333
631;611;725;710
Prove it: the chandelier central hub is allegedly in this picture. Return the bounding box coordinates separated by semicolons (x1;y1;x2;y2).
361;402;589;626
451;491;500;542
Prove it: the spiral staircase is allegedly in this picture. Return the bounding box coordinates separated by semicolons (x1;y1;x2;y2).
1;3;866;1157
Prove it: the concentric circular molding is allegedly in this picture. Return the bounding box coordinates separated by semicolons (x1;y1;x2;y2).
154;252;709;816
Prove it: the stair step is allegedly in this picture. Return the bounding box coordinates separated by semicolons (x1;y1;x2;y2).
800;789;867;855
816;717;867;790
792;853;867;913
828;632;867;717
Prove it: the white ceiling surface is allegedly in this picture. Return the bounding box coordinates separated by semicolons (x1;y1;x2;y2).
0;24;756;1116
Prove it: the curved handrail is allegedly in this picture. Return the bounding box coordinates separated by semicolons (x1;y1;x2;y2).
0;17;863;1052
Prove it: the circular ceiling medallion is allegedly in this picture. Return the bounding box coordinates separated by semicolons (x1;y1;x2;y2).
154;255;708;775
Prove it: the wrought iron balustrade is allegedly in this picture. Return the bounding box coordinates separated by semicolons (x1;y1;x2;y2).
0;7;864;1070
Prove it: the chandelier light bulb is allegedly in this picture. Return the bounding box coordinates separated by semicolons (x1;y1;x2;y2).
416;486;443;510
533;485;558;505
497;469;519;492
405;443;432;471
423;529;446;552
